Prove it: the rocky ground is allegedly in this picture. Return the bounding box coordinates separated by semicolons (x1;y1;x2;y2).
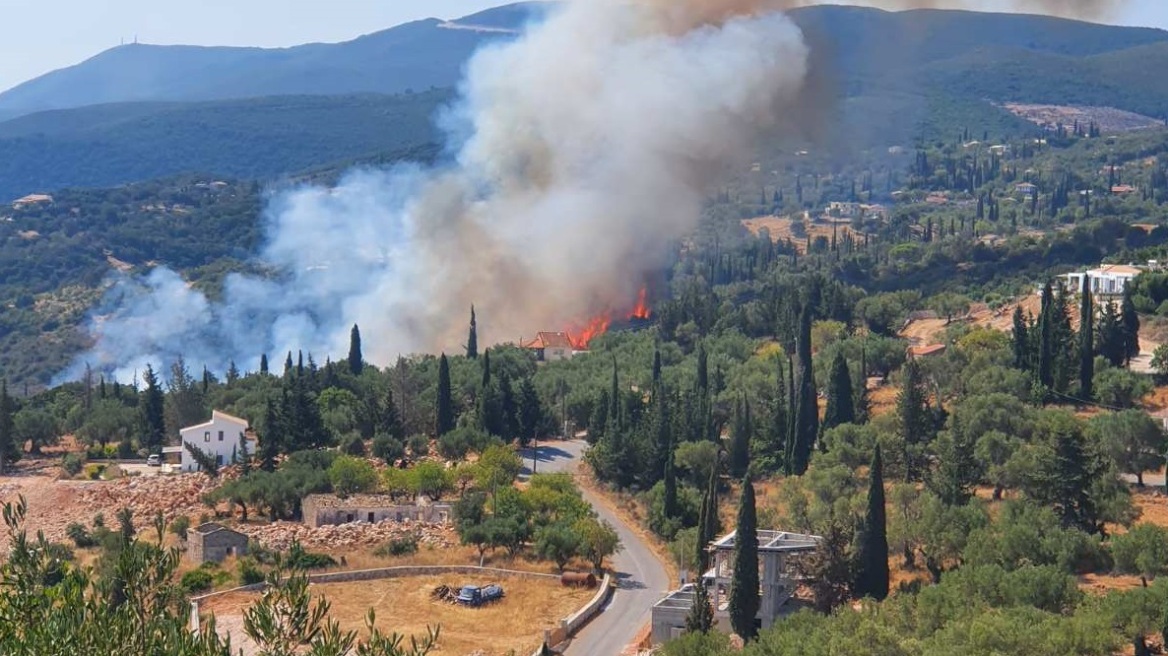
238;520;455;551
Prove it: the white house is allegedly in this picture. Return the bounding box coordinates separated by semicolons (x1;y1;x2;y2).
521;332;577;362
164;410;256;473
1063;264;1144;297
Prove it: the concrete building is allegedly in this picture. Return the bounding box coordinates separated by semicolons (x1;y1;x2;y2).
301;493;453;528
1062;264;1144;297
189;522;249;564
521;332;576;362
651;530;820;645
165;410;257;473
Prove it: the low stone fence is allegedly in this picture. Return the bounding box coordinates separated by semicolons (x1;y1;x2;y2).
530;573;614;656
190;565;559;634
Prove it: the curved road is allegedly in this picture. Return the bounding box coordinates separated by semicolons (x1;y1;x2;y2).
521;440;671;656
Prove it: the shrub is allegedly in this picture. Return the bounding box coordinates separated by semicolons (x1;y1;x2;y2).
1111;524;1168;577
238;557;265;585
342;435;366;456
408;434;430;458
61;454;83;478
371;435;404;464
374;535;419;558
180;569;214;593
84;464;105;480
285;543;336;570
65;523;95;548
169;516;191;541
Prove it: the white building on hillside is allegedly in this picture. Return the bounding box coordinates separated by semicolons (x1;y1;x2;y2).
1062;264;1144;297
163;410;256;473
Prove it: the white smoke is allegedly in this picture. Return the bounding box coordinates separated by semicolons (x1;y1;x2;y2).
66;0;812;382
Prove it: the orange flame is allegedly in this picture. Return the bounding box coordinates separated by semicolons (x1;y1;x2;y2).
565;286;650;350
630;286;650;320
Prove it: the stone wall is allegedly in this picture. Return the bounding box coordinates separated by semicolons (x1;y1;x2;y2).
529;573;614;656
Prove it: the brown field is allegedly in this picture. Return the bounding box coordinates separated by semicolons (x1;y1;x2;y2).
741;215;860;254
201;575;592;656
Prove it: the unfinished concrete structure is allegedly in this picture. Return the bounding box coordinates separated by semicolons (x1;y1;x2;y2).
188;523;249;564
651;529;820;644
301;494;453;528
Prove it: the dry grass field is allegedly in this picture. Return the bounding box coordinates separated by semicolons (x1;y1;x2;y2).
202;574;592;656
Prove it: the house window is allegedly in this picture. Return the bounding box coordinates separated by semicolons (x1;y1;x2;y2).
204;431;210;442
216;455;224;466
368;512;375;523
218;430;224;442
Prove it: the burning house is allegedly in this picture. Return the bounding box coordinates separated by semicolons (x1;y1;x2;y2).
522;332;577;362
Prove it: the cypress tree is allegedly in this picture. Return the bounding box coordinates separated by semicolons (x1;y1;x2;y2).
823;352;855;432
259;353;269;375
898;359;931;481
1099;300;1125;367
1038;280;1055;390
854;349;870;425
729;397;752;478
1122;287;1141;365
467;305;478;359
685;578;715;634
259;399;281;472
663;433;678;520
728;474;760;642
856;444;890;600
793;303;818;474
380;385;404;440
141;364;165;449
348;324;363;376
696;485;710;572
1079;278;1094;401
652;349;662;387
284;352;293;377
697;344;709;396
0;380;12;475
1011;307;1029;370
436;354;455;436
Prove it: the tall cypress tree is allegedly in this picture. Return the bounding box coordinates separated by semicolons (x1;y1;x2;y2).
0;380;12;475
729;397;752;478
259;399;281;472
481;348;492;389
696;343;709;396
436;354;455;436
380;385;404;440
348;324;363;376
652;349;663;387
696;485;711;573
686;577;715;634
728;474;760;642
1079;277;1094;400
1037;280;1055;390
259;353;269;376
793;303;818;474
467;305;478;359
856;444;890;600
823;352;855;432
898;359;931;481
1011;307;1029;370
141;364;165;449
1122;286;1141;365
1098;300;1126;367
854;349;870;425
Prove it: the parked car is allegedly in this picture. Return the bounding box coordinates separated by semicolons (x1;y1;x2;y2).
146;454;161;467
456;584;504;607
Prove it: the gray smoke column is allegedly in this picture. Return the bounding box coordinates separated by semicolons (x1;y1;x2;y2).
66;0;811;381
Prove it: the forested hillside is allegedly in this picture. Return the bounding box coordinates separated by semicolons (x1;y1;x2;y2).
0;91;447;202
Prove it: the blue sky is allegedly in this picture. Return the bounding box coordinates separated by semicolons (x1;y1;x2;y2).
1;0;1167;93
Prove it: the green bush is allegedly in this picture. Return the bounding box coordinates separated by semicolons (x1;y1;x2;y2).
342;435;366;456
65;523;95;548
61;454;83;478
84;464;105;480
237;557;265;585
180;569;214;594
1111;524;1168;577
407;434;430;458
374;535;419;558
285;543;336;570
371;435;404;464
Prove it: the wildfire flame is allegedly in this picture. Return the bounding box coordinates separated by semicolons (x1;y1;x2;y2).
567;286;651;350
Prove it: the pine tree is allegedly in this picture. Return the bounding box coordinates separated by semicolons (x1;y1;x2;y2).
0;380;12;475
380;386;404;440
466;306;478;359
823;352;855;432
226;361;240;385
685;578;715;634
729;397;751;478
856;445;889;600
259;353;269;375
1122;287;1141;366
284;352;293;377
1079;278;1095;401
728;474;760;642
1098;300;1125;367
348;324;363;376
141;364;165;450
436;354;455;436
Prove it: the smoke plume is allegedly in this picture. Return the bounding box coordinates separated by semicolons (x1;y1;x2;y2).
68;0;1130;381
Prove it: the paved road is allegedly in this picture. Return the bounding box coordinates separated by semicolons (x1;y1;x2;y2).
520;440;671;656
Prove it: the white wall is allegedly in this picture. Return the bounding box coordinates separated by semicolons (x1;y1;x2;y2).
178;412;253;473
